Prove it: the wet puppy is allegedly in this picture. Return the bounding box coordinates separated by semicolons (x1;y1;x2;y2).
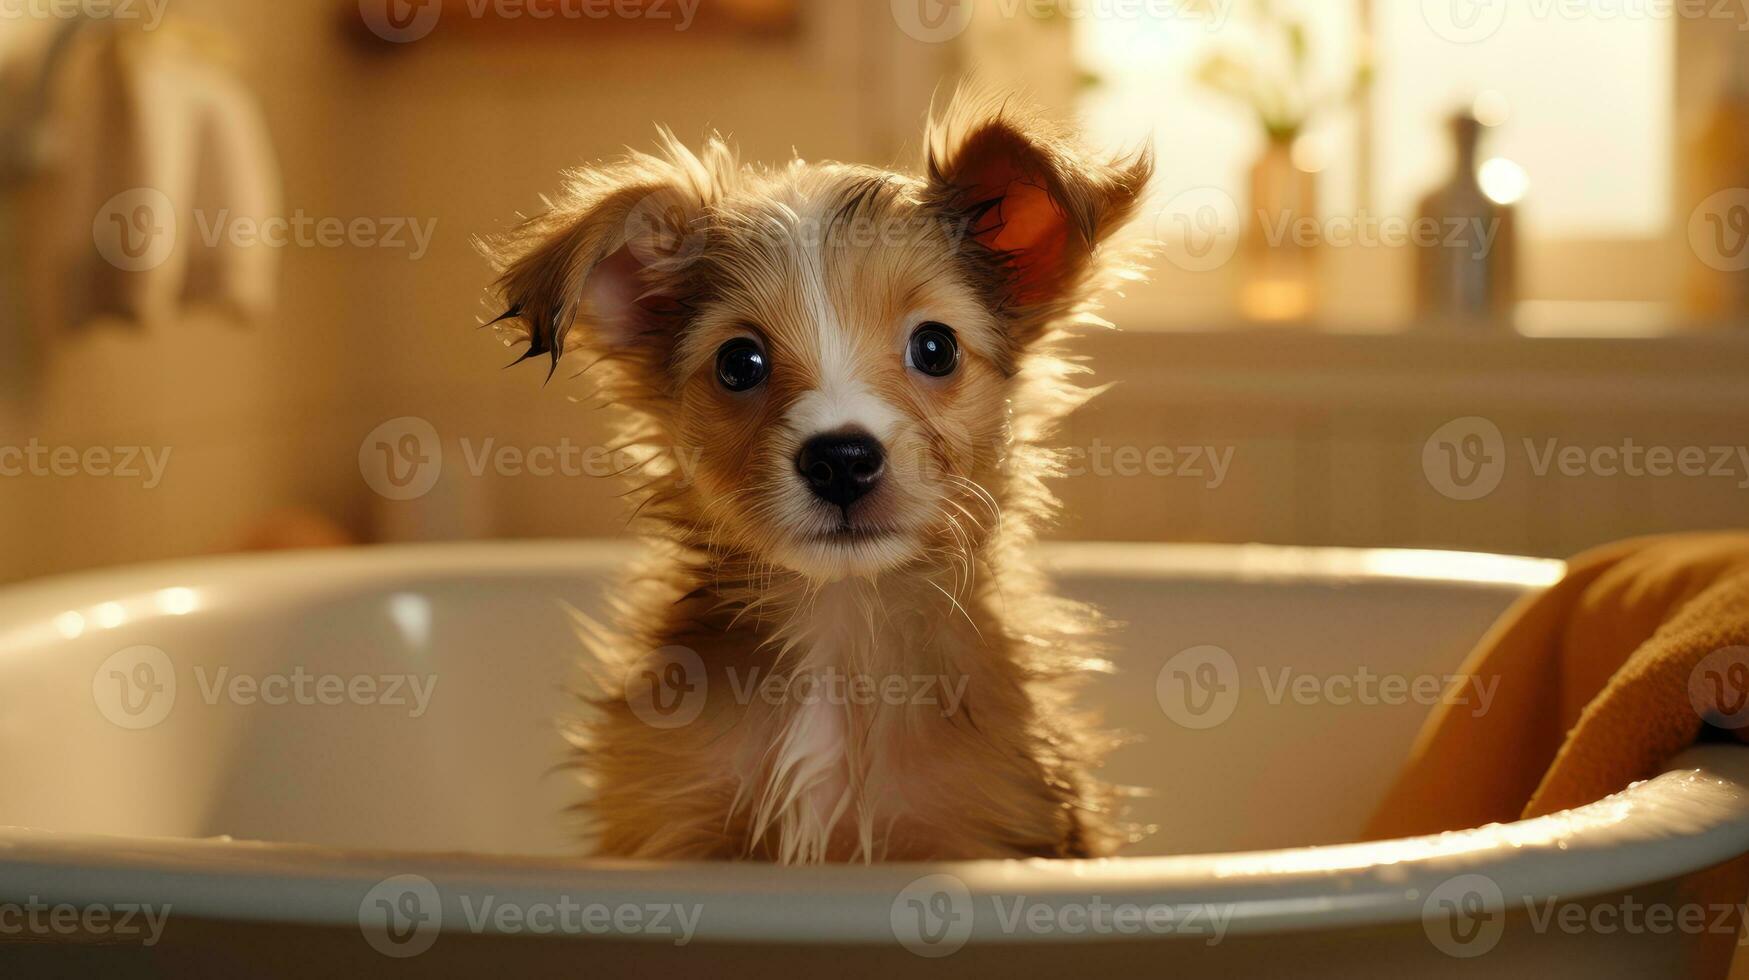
484;90;1150;862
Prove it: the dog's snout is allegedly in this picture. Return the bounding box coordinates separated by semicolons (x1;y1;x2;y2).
796;432;886;508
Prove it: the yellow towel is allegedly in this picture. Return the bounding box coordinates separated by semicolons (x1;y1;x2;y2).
1367;532;1749;840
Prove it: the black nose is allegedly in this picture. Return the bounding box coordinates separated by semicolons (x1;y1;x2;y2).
796;432;886;508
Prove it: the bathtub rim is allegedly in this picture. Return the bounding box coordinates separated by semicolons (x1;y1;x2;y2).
0;747;1745;944
6;540;1735;947
0;538;1567;616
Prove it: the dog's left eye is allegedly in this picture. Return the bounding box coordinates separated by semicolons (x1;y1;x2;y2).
716;339;768;392
907;323;959;378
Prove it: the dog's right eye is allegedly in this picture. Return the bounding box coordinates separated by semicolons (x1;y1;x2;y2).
715;339;768;392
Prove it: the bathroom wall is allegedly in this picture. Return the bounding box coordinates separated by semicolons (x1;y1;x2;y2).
3;3;1747;585
0;2;949;584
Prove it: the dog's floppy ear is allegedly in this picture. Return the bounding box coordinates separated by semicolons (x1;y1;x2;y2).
482;134;734;379
924;92;1151;332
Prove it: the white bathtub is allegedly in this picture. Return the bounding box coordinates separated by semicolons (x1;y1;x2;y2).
1;542;1747;977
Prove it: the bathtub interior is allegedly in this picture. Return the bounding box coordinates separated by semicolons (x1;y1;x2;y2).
0;543;1544;858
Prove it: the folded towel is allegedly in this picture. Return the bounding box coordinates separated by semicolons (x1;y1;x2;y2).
1367;532;1749;840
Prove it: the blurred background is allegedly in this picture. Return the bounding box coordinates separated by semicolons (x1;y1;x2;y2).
1;0;1747;586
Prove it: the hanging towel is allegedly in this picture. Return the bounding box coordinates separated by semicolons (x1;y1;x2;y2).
24;21;280;330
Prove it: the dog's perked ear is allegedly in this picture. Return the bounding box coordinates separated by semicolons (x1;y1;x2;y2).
924;92;1152;342
480;133;735;381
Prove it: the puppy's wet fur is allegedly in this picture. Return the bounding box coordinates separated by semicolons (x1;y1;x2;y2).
483;90;1151;862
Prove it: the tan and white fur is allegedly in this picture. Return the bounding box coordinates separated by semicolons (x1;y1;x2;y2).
483;91;1151;863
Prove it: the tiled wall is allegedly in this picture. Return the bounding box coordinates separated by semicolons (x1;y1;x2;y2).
1057;329;1749;558
4;6;1745;585
0;2;949;584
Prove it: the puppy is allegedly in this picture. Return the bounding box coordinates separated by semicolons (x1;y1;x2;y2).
484;91;1151;863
